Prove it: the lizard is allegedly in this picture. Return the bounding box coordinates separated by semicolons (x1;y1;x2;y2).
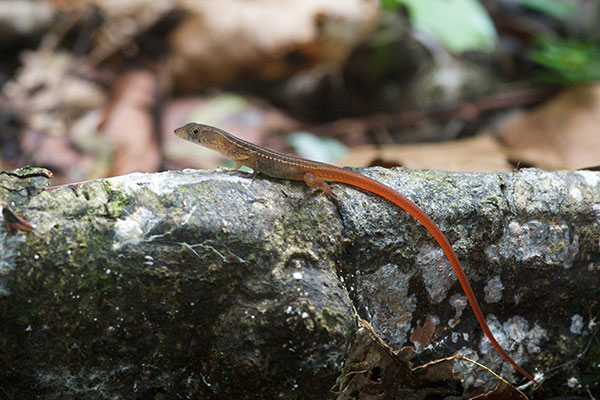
174;122;541;389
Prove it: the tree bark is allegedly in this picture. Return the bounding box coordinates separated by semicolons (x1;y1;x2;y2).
1;166;599;399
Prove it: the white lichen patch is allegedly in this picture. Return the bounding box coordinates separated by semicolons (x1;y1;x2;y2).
108;169;250;196
577;170;600;187
448;294;467;328
418;244;455;304
453;346;481;389
479;315;510;356
485;220;578;269
113;207;160;250
355;263;416;349
570;314;584;335
593;203;600;221
451;331;470;344
576;171;600;221
35;364;136;396
477;315;545;380
567;376;580;389
484;275;503;303
524;323;546;354
463;316;543;389
569;186;583;202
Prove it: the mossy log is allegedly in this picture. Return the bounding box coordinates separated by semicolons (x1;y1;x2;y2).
1;166;599;399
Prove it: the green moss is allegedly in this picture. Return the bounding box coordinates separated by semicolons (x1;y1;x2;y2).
102;179;132;218
320;308;349;333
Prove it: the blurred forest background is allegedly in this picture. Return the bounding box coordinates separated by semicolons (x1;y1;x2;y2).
1;0;599;185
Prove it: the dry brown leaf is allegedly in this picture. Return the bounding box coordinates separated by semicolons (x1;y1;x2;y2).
3;50;106;134
20;128;100;184
337;135;513;172
1;48;111;182
409;314;437;353
2;204;35;234
468;381;526;400
100;69;161;176
333;318;418;400
498;84;600;170
0;2;55;43
169;0;380;91
413;358;457;383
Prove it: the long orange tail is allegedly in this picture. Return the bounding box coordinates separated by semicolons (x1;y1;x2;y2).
328;169;541;388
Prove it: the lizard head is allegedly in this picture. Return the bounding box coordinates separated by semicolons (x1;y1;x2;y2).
174;122;225;152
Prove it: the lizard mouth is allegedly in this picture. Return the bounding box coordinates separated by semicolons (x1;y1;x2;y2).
173;126;187;139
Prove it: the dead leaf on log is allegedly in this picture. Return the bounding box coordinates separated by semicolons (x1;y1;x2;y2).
468;381;526;400
333;318;417;400
409;314;437;353
414;355;529;400
413;358;456;383
334;318;467;399
2;204;34;234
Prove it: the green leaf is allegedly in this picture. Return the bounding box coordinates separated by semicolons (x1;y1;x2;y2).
519;0;576;20
287;132;347;164
398;0;498;53
530;37;600;84
380;0;402;11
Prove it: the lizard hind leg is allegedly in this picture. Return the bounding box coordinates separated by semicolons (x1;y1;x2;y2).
303;172;338;200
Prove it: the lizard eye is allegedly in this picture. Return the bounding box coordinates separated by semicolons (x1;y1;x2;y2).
192;128;199;134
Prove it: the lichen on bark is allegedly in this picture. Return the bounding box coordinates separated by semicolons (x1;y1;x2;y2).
1;167;599;399
1;168;355;399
